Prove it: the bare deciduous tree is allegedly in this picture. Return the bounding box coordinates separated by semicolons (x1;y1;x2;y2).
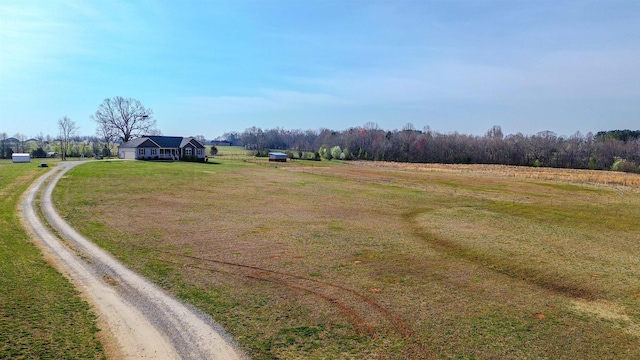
91;96;156;143
58;116;78;161
35;132;45;150
13;133;27;153
147;128;163;136
96;119;118;158
0;132;8;158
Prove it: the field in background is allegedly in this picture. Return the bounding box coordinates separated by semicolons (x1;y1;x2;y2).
0;159;104;359
212;145;251;157
53;158;640;359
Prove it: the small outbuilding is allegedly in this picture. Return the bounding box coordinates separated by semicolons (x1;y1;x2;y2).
12;153;31;163
268;152;287;162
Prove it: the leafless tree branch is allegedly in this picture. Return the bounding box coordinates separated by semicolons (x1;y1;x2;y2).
91;96;156;143
58;116;78;161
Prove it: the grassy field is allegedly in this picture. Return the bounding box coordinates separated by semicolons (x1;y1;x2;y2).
214;145;252;156
0;159;105;359
52;158;640;359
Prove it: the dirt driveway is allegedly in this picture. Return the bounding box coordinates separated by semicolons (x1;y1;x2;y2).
20;161;245;360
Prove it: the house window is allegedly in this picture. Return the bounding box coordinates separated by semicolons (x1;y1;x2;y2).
185;147;192;156
138;148;145;156
151;149;156;155
197;148;203;156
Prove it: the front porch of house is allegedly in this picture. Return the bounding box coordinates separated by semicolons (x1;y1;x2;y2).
158;148;181;160
139;147;182;160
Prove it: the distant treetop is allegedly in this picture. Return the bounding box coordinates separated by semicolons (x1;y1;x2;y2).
595;130;640;142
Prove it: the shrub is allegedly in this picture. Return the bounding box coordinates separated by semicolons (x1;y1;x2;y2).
358;148;366;160
341;148;353;160
330;146;342;160
612;158;638;173
30;147;47;158
318;145;331;160
249;149;272;157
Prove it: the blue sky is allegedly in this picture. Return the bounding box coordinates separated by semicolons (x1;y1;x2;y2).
1;0;639;140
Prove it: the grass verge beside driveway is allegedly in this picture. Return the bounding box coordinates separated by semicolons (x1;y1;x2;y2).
0;160;104;359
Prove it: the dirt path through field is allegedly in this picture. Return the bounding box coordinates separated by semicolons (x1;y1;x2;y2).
20;161;245;360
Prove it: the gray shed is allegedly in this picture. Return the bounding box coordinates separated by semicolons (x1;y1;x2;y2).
268;152;287;162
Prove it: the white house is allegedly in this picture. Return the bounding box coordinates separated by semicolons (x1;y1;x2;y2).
12;153;31;163
118;136;206;161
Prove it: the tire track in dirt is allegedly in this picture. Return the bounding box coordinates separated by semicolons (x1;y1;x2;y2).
137;248;430;356
156;257;373;334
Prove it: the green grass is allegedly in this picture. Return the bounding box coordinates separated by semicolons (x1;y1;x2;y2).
52;159;640;359
212;145;251;157
0;160;105;359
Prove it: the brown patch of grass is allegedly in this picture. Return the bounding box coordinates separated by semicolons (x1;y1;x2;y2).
356;161;640;187
571;299;640;337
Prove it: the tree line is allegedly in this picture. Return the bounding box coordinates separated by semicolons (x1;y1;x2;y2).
238;124;640;173
0;131;112;160
3;94;638;173
1;96;159;160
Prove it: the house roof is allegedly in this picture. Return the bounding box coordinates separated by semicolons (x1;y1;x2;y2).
148;136;184;148
137;139;160;148
180;137;205;149
120;137;151;148
120;136;205;149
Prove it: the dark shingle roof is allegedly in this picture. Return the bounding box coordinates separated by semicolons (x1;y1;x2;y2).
147;136;184;148
179;137;205;148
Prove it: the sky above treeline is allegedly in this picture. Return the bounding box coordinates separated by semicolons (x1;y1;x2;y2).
1;0;639;140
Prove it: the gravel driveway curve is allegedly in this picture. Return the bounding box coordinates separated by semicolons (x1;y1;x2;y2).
21;161;245;360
